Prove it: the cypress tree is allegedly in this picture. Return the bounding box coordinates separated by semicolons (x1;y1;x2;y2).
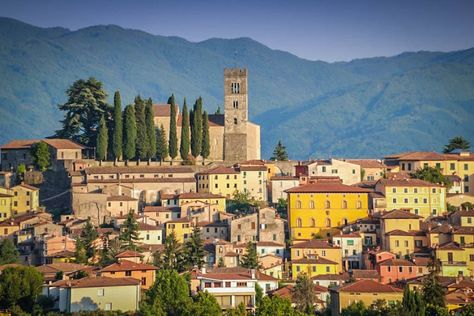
201;111;210;160
180;98;190;161
145;98;156;159
134;96;148;160
168;94;178;159
123;104;137;160
96;115;108;161
112;91;123;160
156;124;168;162
191;97;203;157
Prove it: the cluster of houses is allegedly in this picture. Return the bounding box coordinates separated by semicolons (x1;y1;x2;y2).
1;132;474;314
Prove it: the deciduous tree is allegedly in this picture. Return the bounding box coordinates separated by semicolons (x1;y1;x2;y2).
0;238;19;264
191;291;222;316
0;266;44;313
411;165;451;187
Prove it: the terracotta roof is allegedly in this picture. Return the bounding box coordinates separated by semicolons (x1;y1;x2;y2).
385;230;426;237
115;250;144;258
385;151;447;161
51;276;141;288
43;139;85;150
153;104;178;117
380;209;423;219
453;227;474;235
291;239;340;249
411;257;431;266
47;250;75;258
142;205;179;213
340;279;402;293
311;273;349;281
100;260;157;272
346;159;386;169
256;241;285;247
198;166;239;175
15;183;39;191
36;263;91;274
291;257;338;265
239;165;267;172
166;217;192;224
285;182;371;193
454;210;474;217
351;270;380;279
377;178;443;188
269;284;328;300
270;175;299;181
197;267;277;281
444;289;474;304
87;177;196;184
162;192;225;200
333;232;361;238
438;241;464;250
107;195;137;201
379;259;415;266
85;165;193;174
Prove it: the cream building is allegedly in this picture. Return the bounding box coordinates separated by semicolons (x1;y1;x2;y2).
295;159;361;185
153;68;260;162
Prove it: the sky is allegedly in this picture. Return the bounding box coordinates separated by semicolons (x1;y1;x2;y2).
1;0;474;62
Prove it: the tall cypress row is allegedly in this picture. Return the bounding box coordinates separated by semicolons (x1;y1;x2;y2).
96;115;108;161
191;97;203;157
134;96;149;160
145;98;156;159
112;91;123;160
180;98;190;161
168;94;178;160
123;104;137;160
156;124;168;162
201;111;210;160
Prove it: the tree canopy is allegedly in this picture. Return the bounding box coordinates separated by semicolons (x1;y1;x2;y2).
30;141;51;171
240;242;259;269
270;140;289;161
443;136;470;153
0;238;19;265
123;104;137;160
411;165;451;187
119;212;141;251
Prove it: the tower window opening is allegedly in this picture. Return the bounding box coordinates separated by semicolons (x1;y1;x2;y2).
233;100;239;109
234;117;238;125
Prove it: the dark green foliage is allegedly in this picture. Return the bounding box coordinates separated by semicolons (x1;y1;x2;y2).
30;141;51;171
81;219;98;259
443;136;470;153
74;237;88;264
112;91;123;160
99;237;121;267
15;163;26;183
154;231;184;271
255;283;263;308
275;198;288;219
180;99;190;161
96;115;108;160
227;191;257;215
240;242;259;269
123;104;137;160
0;266;43;312
411;166;452;187
191;97;203;158
168;95;178;159
55;271;63;280
401;287;425;315
2;19;474;158
218;257;225;267
55;77;109;146
292;274;316;314
461;202;474;210
257;296;301;316
183;226;206;268
191;291;222;316
224;303;247;316
425;305;450;316
447;203;459;213
145;98;156;159
119;212;141;251
0;238;19;264
215;106;221;115
156;124;168;162
143;269;192;316
134;96;149;160
458;304;474;316
201;111;210;160
270;140;289;161
422;255;446;307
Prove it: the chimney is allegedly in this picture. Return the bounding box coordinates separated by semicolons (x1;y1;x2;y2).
251;269;256;279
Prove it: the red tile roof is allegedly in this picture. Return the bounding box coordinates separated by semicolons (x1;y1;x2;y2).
153;104;178;117
142;205;179;213
106;195;137;201
377;178;443;188
51;276;141;288
100;260;157;272
378;259;415;266
85;166;193;174
197;267;277;281
311;273;349;281
346;159;386;169
340;279;403;293
161;192;225;200
291;257;338;265
438;241;464;250
43;139;85;150
137;222;162;231
291;239;340;249
198;166;239;175
380;209;423;219
115;250;144;258
256;241;285;247
1;139;39;149
285;182;371;193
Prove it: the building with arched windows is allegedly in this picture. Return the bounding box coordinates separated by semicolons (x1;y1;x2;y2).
285;181;371;239
153;68;260;162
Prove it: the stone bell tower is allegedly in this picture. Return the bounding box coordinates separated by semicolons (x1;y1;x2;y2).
224;68;248;162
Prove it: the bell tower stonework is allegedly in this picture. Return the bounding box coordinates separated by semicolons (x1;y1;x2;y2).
224;68;249;162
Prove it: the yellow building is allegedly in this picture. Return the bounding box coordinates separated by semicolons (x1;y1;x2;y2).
197;166;242;199
165;217;194;243
452;227;474;245
11;183;39;215
290;239;342;268
436;242;470;277
161;192;226;213
0;220;19;237
384;151;474;195
375;178;446;219
450;210;474;227
240;165;267;201
331;279;403;313
291;256;339;279
0;192;13;219
285;182;370;239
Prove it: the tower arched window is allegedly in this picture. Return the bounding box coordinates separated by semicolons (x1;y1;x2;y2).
297;218;302;228
325;218;331;227
234;118;238;125
325;200;331;209
296;200;302;208
310;201;315;209
311;218;316;227
233;100;239;109
342;200;348;209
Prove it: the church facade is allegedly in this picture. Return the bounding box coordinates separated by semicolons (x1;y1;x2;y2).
153;68;260;162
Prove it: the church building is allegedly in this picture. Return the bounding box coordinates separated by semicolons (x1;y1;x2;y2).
153;68;260;162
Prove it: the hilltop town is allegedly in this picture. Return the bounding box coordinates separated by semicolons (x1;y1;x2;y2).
0;68;473;315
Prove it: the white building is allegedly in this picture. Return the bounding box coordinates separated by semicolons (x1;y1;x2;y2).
332;232;363;270
256;241;285;258
270;175;300;203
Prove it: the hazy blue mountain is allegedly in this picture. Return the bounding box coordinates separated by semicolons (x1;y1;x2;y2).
1;17;473;159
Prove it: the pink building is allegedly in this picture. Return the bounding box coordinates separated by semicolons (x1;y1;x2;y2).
377;258;417;284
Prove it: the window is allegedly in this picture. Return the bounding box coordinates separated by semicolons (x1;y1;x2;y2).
404;198;408;203
414;188;418;193
352;169;356;174
356;201;362;209
325;218;331;227
399;267;403;272
392;188;396;193
312;266;316;272
404;241;408;247
347;240;354;246
251;222;256;229
435;163;441;169
311;218;316;227
225;282;231;287
332;169;338;174
296;266;300;272
450;163;456;170
297;218;302;228
310;201;315;209
325;200;331;208
233;100;239;108
392;198;397;203
326;266;330;272
423;198;428;204
342;200;347;209
460;236;465;245
395;241;399;247
205;282;212;288
468;217;472;224
141;277;147;285
125;271;132;276
414;198;418;204
404;188;408;193
98;289;104;296
234;118;238;125
104;303;112;311
432;188;436;193
296;200;302;208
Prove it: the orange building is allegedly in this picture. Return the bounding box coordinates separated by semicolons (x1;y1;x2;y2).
100;260;157;289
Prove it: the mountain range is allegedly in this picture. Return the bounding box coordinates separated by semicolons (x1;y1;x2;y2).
1;17;473;159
